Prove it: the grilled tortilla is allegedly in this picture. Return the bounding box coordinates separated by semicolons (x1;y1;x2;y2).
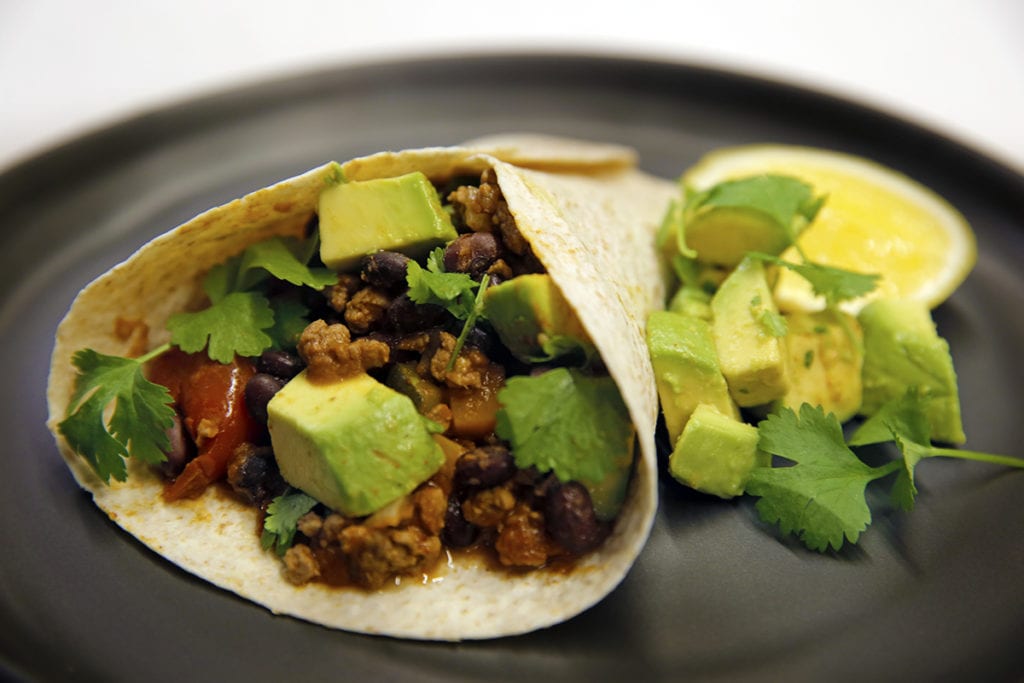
46;136;675;640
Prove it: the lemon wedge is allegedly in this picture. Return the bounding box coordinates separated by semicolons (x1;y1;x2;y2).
682;145;977;313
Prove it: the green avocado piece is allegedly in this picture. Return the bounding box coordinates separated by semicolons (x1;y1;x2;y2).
858;299;965;444
685;206;795;268
774;310;863;422
668;403;769;498
667;286;712;320
385;361;443;414
318;171;458;272
646;310;738;445
483;274;593;362
710;257;789;407
585;437;635;521
267;371;445;516
681;175;822;267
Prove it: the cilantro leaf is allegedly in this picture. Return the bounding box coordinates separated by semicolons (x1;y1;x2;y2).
496;368;633;485
850;390;1024;511
261;490;318;556
848;389;931;509
184;237;327;362
57;348;175;483
747;404;899;552
406;247;479;320
237;237;337;292
267;295;311;350
203;257;243;303
685;175;825;244
661;175;823;272
750;252;880;308
60;232;330;486
849;389;932;448
426;246;446;273
203;237;336;303
406;247;491;370
167;291;275;363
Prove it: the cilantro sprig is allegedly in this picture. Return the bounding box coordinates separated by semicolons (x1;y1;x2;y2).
747;396;1024;552
261;490;318;555
167;291;276;364
58;345;176;483
749;252;880;310
685;174;826;241
60;234;334;482
849;390;1024;511
658;175;825;268
169;236;336;362
406;247;489;370
406;248;479;318
746;404;901;551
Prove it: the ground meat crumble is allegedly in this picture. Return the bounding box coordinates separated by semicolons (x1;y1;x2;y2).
298;319;390;381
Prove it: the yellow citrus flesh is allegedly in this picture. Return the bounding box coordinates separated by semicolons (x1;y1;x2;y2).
683;145;977;313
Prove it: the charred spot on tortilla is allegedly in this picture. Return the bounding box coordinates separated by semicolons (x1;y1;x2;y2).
47;139;673;640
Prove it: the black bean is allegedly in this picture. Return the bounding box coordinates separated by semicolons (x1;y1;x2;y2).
544;481;604;554
227;445;286;506
362;251;411;291
257;349;304;380
443;232;500;279
454;446;515;490
158;413;194;478
384;294;449;333
245;373;286;423
441;495;478;548
458;325;496;355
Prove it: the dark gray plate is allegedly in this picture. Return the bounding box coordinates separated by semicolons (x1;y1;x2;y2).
1;54;1022;682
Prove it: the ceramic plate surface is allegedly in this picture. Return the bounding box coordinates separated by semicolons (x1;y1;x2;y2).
2;54;1022;682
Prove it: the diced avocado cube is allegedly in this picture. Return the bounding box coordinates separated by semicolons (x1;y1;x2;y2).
711;257;789;407
858;299;965;444
483;274;593;362
668;403;769;499
682;175;820;267
685;206;796;268
318;171;458;272
646;310;738;445
667;286;712;320
267;371;445;516
774;309;863;422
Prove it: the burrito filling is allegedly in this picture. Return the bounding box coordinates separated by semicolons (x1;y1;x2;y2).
75;168;636;591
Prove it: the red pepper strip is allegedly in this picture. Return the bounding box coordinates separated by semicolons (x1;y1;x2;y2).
162;355;261;501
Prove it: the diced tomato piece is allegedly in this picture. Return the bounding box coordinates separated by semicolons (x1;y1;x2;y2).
150;353;262;501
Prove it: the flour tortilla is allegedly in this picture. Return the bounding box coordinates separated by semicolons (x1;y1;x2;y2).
46;136;676;640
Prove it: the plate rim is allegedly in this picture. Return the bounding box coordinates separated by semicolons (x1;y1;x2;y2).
3;51;1023;682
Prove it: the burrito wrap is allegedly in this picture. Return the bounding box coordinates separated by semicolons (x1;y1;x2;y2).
47;137;675;640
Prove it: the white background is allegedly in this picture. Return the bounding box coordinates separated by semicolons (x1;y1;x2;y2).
2;1;1022;174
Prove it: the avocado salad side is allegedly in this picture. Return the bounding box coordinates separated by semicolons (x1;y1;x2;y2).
647;168;1024;552
59;167;636;590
